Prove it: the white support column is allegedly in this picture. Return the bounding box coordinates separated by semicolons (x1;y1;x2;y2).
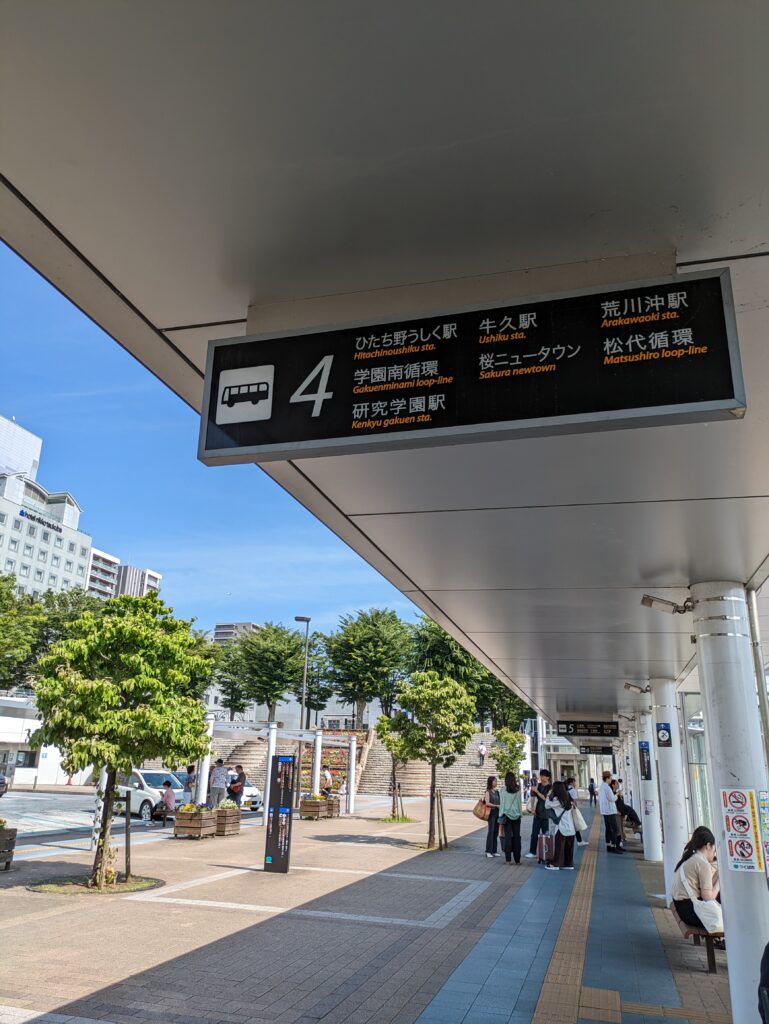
692;582;769;1024
651;679;690;903
347;734;357;814
259;721;278;826
195;713;216;806
637;712;663;861
629;726;642;814
311;728;323;796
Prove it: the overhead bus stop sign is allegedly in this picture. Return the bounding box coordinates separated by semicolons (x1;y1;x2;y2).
199;269;744;465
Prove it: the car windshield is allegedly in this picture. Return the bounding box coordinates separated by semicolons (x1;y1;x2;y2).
141;771;184;790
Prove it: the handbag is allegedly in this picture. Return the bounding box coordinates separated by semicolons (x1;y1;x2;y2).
473;798;491;821
573;807;587;832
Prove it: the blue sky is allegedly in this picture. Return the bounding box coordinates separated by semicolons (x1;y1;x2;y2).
0;243;418;633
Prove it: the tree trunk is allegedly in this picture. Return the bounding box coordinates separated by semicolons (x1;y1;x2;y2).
391;755;398;818
306;705;311;729
229;707;235;721
427;762;437;849
355;698;366;729
91;766;116;888
268;703;276;722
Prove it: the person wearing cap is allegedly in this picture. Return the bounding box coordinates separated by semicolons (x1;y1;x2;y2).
209;758;229;807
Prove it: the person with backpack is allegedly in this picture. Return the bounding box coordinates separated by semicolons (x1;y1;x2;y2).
524;769;552;860
498;771;522;864
588;778;596;806
544;780;576;871
483;775;501;858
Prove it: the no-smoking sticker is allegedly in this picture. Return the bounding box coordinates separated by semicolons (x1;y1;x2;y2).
728;790;748;810
722;788;765;872
728;814;751;834
735;839;754;859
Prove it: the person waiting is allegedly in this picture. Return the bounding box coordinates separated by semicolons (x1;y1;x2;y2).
544;781;576;871
498;771;522;865
524;769;552;860
598;770;624;853
483;775;501;858
588;778;596;806
672;826;723;940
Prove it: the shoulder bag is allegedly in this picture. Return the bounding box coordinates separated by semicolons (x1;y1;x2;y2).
473;797;491;821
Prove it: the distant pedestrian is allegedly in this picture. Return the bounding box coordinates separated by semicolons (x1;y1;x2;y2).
566;777;588;847
524;769;552;860
483;775;501;858
185;763;197;800
544;781;576;871
321;764;333;797
338;779;347;797
498;771;522;864
588;778;596;806
228;764;247;807
478;741;487;767
599;770;624;853
209;758;228;807
153;779;176;824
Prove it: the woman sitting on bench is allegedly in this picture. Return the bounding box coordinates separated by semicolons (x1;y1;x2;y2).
672;826;724;943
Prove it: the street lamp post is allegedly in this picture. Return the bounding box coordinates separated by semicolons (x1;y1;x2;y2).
294;615;311;807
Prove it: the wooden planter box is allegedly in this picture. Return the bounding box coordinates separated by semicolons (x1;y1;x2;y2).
300;798;327;820
215;807;241;836
174;810;216;839
326;797;341;818
0;828;17;870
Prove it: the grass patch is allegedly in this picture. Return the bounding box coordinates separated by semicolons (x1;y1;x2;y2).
28;875;162;896
379;814;418;824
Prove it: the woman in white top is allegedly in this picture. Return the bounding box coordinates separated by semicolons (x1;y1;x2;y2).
672;826;723;936
544;781;576;871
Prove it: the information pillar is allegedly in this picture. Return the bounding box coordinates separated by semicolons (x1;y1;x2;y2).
264;754;295;873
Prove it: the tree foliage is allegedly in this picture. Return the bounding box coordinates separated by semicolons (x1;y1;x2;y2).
378;671;476;847
0;574;44;690
492;728;528;778
326;609;410;723
32;592;212;885
238;622;304;721
214;640;251;720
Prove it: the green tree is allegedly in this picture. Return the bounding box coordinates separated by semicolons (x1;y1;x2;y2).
378;671;476;848
409;615;485;688
473;675;534;731
291;632;335;728
326;609;410;725
214;640;250;721
239;622;304;721
491;727;527;779
32;592;212;888
375;714;413;818
0;574;44;691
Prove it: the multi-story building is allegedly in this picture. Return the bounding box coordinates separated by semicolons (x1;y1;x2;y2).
212;621;259;644
0;416;92;600
87;547;121;600
115;564;162;597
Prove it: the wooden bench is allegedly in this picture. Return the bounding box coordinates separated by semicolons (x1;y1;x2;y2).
670;903;723;974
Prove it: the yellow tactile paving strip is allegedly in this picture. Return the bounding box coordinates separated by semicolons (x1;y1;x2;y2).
530;814;733;1024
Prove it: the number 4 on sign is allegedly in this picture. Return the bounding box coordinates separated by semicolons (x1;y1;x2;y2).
290;355;334;417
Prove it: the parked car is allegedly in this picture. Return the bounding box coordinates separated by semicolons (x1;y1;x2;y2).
115;769;191;822
0;773;7;797
227;770;263;812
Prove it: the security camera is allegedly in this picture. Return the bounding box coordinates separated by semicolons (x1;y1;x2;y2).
641;594;693;615
623;682;650;695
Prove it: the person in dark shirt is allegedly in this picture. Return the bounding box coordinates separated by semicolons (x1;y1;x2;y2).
524;769;552;860
759;940;769;1022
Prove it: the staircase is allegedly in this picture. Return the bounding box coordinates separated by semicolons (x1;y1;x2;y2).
358;733;500;799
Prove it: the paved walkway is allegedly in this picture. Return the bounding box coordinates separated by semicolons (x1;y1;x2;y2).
0;801;732;1024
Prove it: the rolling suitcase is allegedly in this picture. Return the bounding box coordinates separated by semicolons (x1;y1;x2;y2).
537;831;555;863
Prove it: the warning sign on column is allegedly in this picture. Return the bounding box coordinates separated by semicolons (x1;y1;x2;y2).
721;788;765;872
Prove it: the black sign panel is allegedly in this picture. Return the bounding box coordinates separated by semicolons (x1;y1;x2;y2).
558;721;620;738
579;745;614;755
199;270;743;465
638;741;652;781
264;754;295;874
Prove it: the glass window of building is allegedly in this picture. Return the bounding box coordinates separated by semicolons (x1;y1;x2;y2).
61;579;70;590
12;519;21;531
17;585;24;596
19;564;30;577
0;536;4;547
32;589;40;600
54;536;63;548
48;574;57;586
80;546;88;558
27;524;36;538
42;530;50;543
683;691;712;830
38;550;47;562
34;568;44;582
68;541;75;553
5;558;15;571
23;543;33;556
0;512;5;525
9;539;18;552
65;559;73;571
76;563;85;576
52;554;60;567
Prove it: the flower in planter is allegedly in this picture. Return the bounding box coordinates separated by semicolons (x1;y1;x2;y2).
179;803;201;813
0;819;6;829
308;793;325;801
217;799;239;810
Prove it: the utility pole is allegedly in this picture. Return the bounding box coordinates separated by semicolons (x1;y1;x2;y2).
294;615;311;807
